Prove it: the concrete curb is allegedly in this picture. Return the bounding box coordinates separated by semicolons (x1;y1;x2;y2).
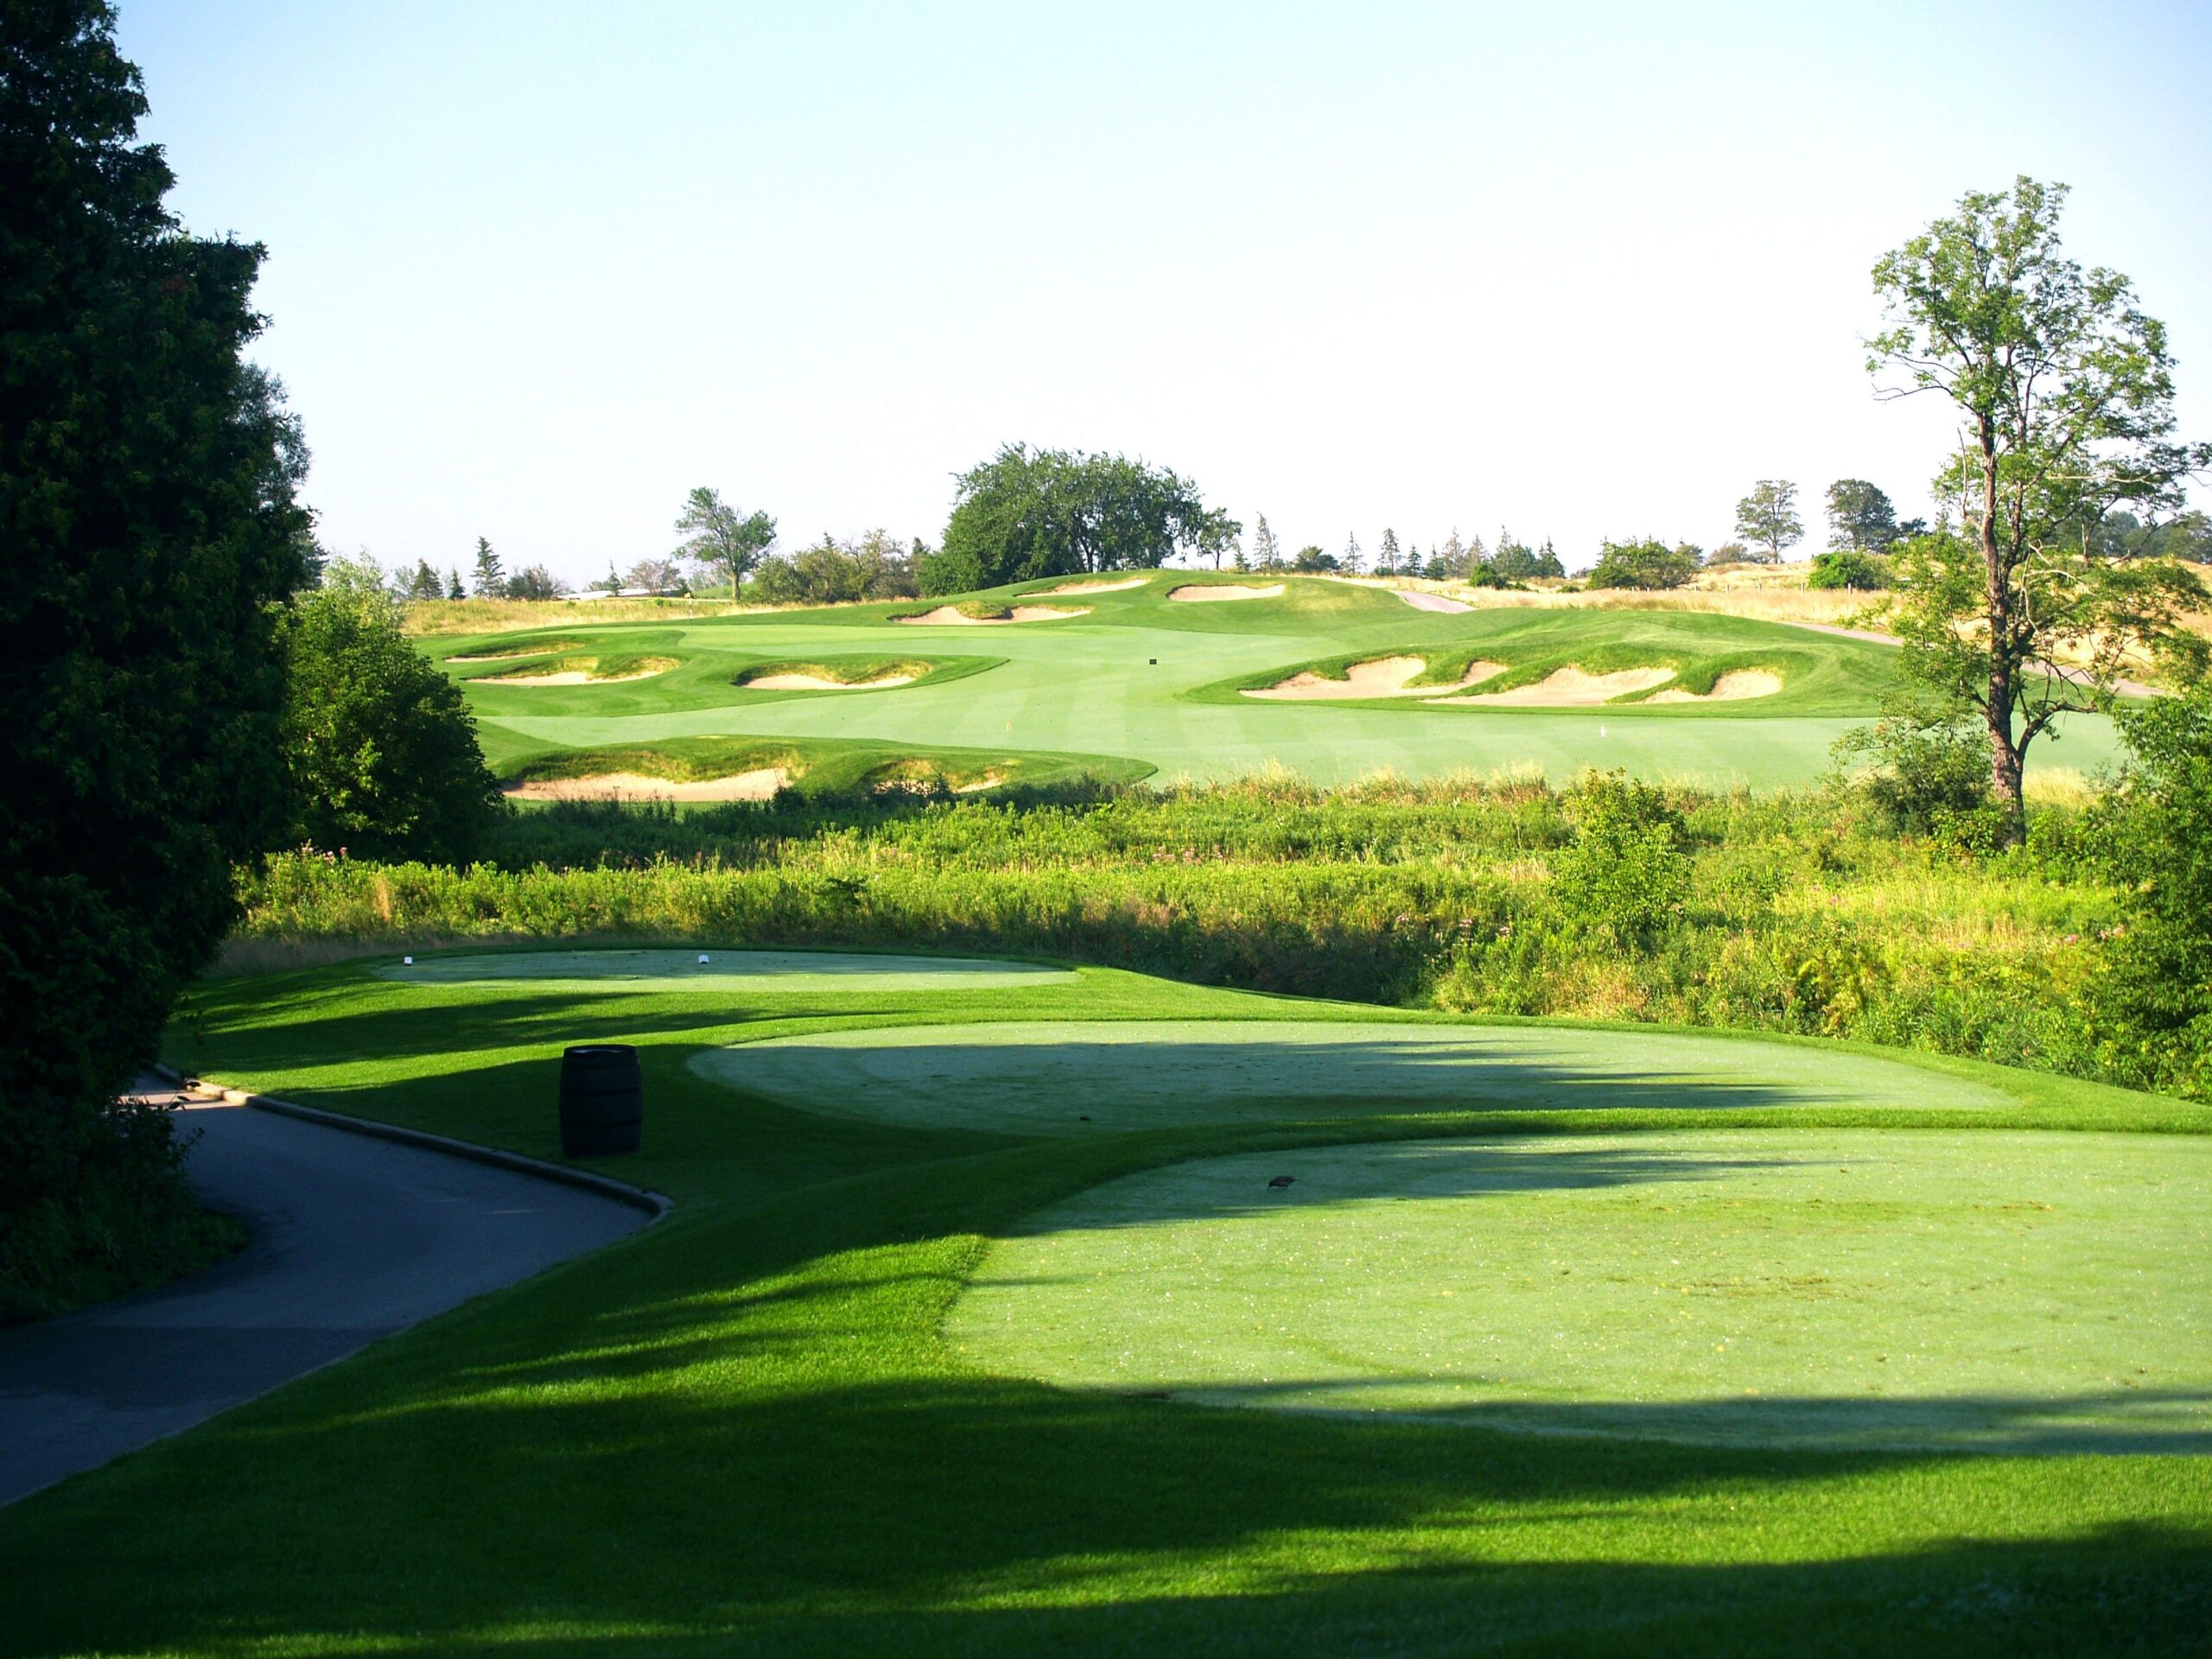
146;1064;673;1221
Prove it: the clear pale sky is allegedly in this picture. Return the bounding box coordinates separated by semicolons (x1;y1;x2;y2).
120;1;2212;580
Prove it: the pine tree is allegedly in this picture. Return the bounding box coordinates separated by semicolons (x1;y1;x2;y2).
1342;531;1363;575
1251;515;1280;572
472;537;504;598
1379;528;1401;575
445;568;464;600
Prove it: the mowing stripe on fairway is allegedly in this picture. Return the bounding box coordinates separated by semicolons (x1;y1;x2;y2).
948;1128;2212;1453
373;949;1077;993
691;1018;2011;1130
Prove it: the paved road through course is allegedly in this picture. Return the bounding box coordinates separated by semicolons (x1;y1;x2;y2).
0;1079;650;1506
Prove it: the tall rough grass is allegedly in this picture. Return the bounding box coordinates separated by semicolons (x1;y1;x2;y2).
227;776;2167;1090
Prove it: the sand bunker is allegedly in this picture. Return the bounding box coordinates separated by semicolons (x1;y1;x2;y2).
1169;583;1285;602
1395;589;1472;614
1427;666;1676;706
479;656;677;685
1042;575;1150;595
1246;658;1508;702
447;642;581;663
1644;669;1784;703
373;948;1077;994
894;605;1087;626
505;768;788;802
743;671;917;690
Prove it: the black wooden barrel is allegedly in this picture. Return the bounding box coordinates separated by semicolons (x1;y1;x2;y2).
559;1044;643;1156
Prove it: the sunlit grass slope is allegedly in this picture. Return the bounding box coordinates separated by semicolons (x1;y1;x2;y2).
425;575;2124;790
3;950;2207;1656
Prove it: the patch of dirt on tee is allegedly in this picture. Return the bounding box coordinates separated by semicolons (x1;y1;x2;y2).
1427;666;1676;706
1643;669;1784;703
1247;658;1508;701
1168;583;1286;601
505;769;788;802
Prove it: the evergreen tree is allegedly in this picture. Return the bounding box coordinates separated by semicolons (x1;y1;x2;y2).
1342;531;1363;575
472;537;504;597
445;568;464;600
1;1;308;1318
1378;528;1401;575
407;558;442;600
1251;514;1280;572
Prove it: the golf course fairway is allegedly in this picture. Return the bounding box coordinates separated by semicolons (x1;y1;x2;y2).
432;576;2131;790
950;1129;2212;1452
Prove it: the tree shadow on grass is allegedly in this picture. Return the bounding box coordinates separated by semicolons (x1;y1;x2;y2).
3;1109;2208;1657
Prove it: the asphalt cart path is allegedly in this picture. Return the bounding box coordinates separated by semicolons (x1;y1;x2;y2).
0;1077;650;1506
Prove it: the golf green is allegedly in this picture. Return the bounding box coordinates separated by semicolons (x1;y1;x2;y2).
436;576;2128;788
950;1128;2212;1452
692;1019;2011;1131
372;948;1076;993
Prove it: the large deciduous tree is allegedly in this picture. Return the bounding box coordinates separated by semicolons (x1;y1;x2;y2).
1825;479;1900;550
1732;480;1803;562
922;444;1217;594
1868;175;2209;833
0;2;309;1317
1587;537;1698;591
675;486;777;601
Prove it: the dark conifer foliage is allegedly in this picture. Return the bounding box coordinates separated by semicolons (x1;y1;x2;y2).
0;3;308;1316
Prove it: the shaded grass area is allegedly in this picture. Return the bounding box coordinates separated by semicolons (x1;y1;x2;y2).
4;958;2207;1654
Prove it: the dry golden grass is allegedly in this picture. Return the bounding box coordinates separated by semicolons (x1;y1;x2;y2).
402;596;735;635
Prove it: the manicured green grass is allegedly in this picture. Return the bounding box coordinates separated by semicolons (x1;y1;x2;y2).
430;576;2127;789
378;947;1079;993
697;1018;2015;1134
953;1129;2212;1452
7;950;2209;1656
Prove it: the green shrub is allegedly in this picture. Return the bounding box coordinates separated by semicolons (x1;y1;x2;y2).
2084;683;2212;1095
1586;538;1698;591
282;567;508;863
1550;772;1692;943
1833;714;1992;834
1808;550;1892;591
